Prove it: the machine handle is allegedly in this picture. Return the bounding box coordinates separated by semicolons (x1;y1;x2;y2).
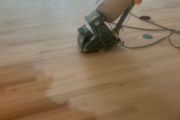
113;2;134;33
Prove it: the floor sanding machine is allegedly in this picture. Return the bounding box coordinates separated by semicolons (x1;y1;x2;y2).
77;0;142;52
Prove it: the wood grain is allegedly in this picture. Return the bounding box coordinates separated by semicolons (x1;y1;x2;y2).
0;0;180;120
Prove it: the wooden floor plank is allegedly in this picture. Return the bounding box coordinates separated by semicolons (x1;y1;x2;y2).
0;0;180;120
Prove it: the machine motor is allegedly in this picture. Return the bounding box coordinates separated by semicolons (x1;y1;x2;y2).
77;10;117;52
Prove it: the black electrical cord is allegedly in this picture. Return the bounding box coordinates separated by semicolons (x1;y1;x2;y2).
113;13;180;49
111;23;165;31
118;35;170;49
123;25;165;31
131;13;180;33
168;31;180;48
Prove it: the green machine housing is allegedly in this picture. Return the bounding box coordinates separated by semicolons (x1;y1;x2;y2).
77;3;134;52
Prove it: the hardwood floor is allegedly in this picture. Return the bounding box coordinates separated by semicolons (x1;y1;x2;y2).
0;0;180;120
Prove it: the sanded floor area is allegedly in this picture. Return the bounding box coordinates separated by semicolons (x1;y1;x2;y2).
0;0;180;120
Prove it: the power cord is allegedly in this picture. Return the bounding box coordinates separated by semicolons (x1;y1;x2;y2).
112;13;180;49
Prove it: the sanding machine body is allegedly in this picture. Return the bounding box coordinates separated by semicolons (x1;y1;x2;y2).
77;0;141;52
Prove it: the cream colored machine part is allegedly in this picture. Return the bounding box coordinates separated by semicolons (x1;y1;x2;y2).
97;0;133;23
